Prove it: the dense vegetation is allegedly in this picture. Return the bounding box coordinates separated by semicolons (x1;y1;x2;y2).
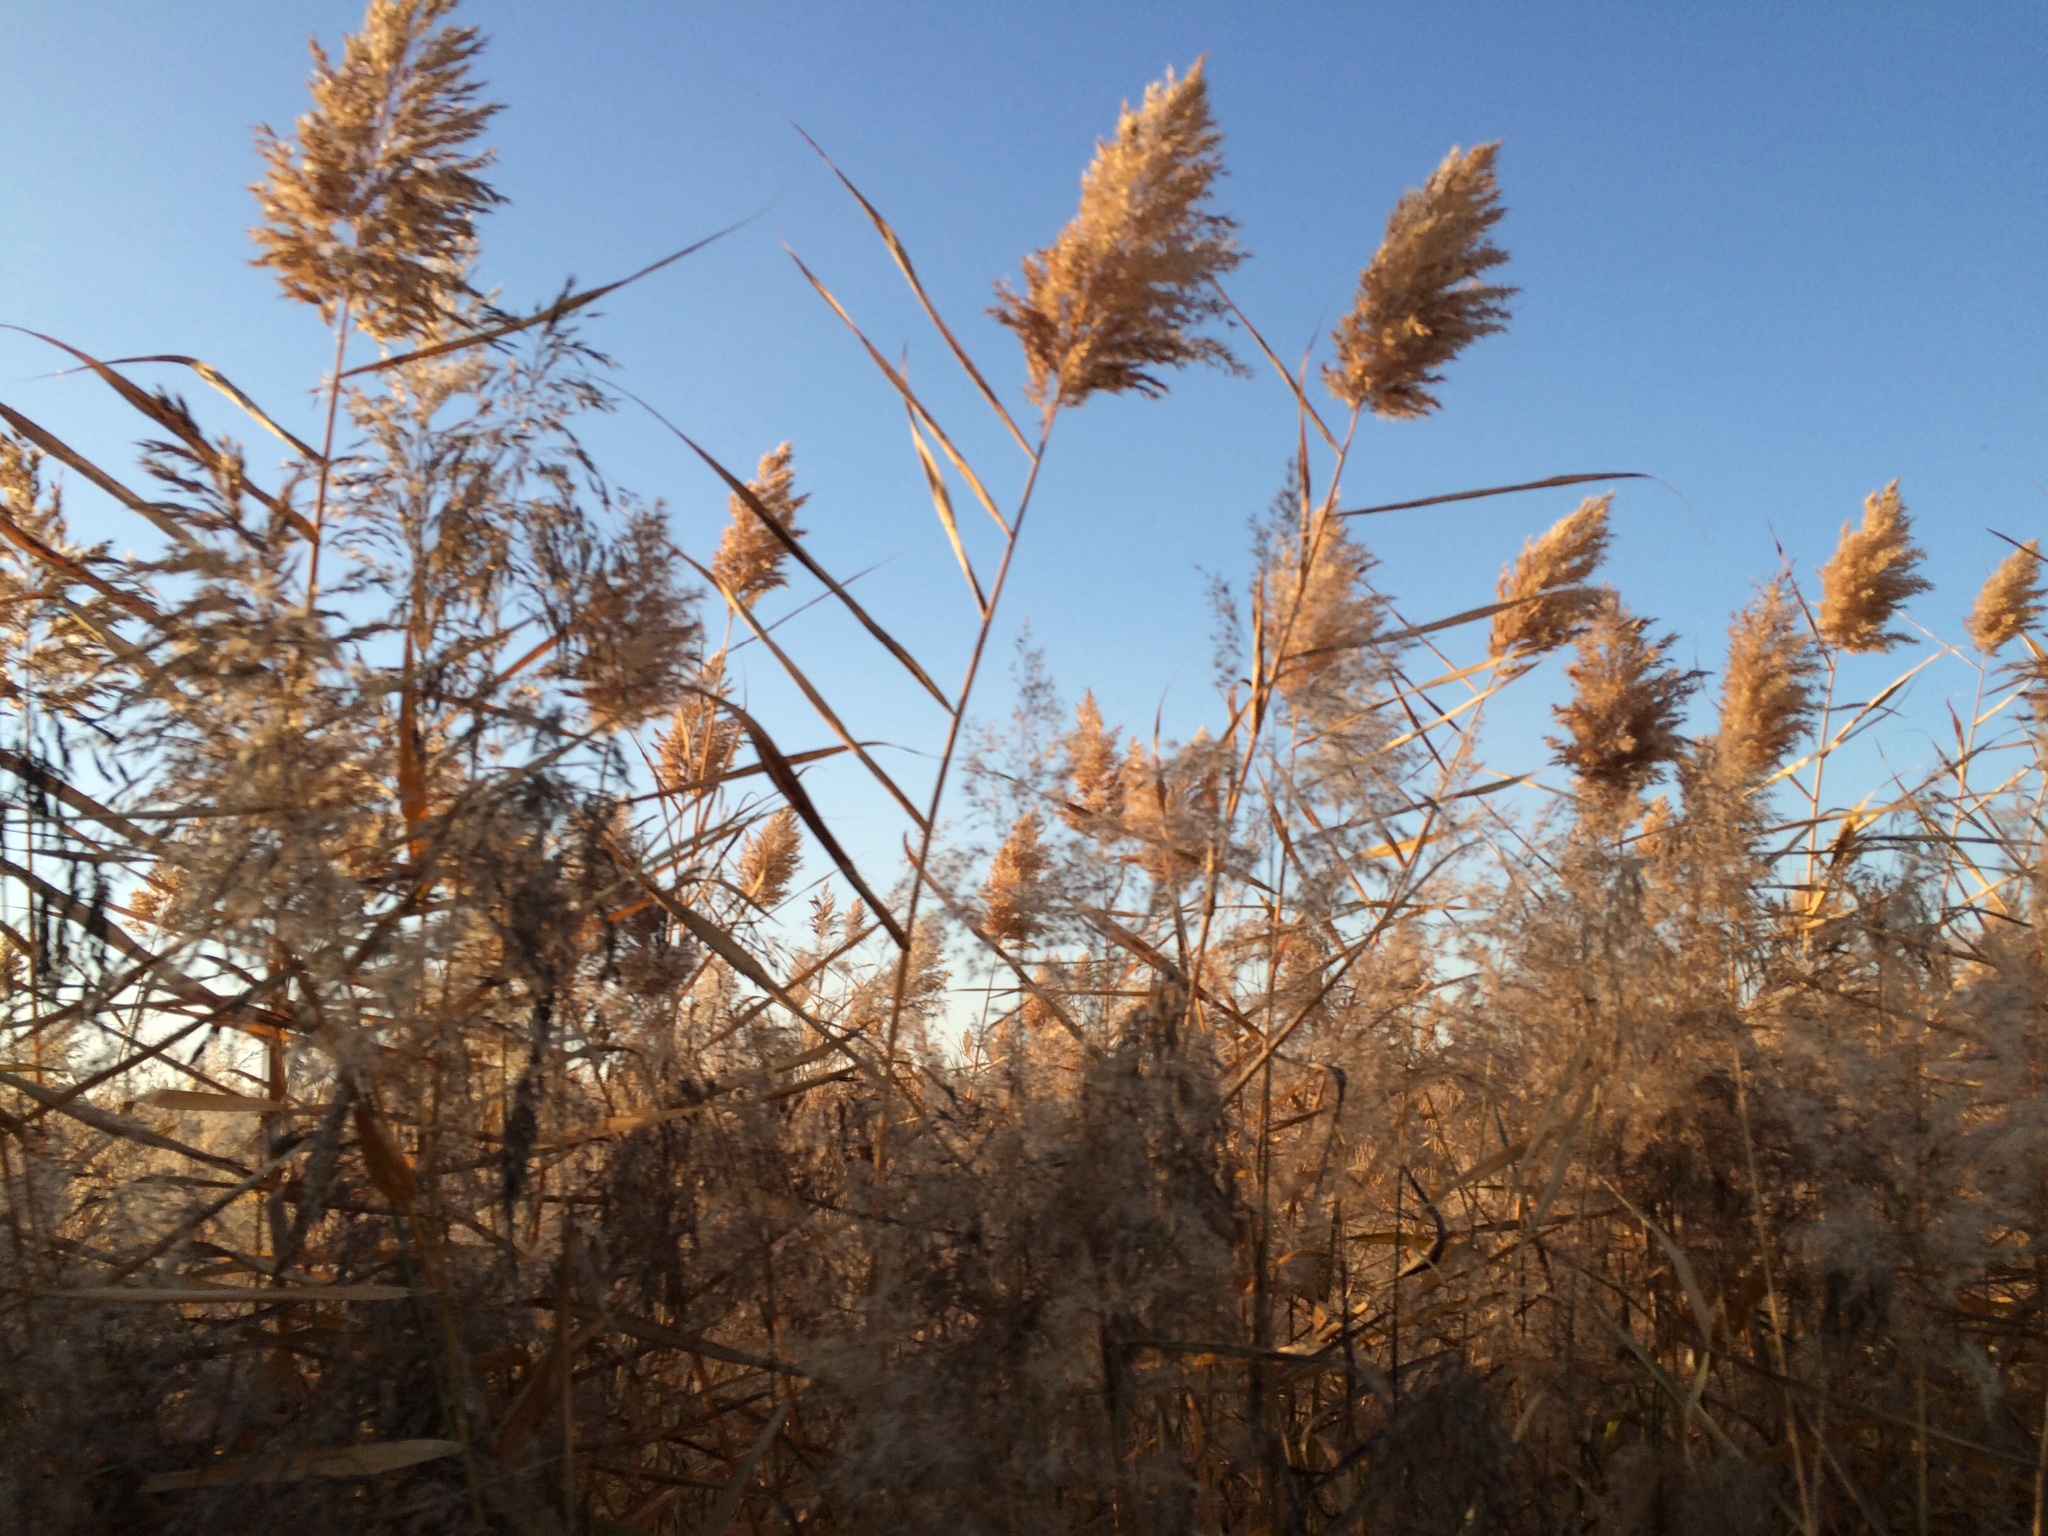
5;4;2046;1532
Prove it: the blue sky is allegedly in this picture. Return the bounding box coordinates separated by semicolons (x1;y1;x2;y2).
4;3;2044;851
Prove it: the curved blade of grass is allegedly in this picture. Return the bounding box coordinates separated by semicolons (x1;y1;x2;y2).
0;400;193;548
141;1438;459;1492
1293;588;1596;663
908;406;987;615
0;748;163;849
717;695;910;950
3;328;307;538
784;246;1012;536
1;1069;248;1175
786;118;1033;457
621;389;954;711
699;1403;792;1536
338;217;758;380
598;826;885;1048
682;553;928;830
1758;650;1943;793
1341;472;1650;518
101;354;321;460
1211;278;1340;452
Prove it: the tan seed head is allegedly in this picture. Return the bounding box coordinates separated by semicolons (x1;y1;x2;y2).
992;60;1244;411
1326;143;1515;419
1965;542;2043;654
1817;481;1931;653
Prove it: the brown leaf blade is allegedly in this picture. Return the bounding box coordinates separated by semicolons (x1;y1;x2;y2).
141;1438;460;1492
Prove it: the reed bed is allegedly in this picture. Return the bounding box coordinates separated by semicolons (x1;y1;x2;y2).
4;4;2045;1532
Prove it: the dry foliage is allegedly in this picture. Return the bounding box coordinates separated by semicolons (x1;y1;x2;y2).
4;10;2044;1536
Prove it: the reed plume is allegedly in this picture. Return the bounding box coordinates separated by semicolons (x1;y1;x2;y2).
656;656;741;797
1965;541;2043;654
1817;480;1931;653
253;0;501;340
1550;590;1697;806
1262;495;1381;707
21;6;2048;1531
738;805;802;910
1489;494;1612;668
992;60;1244;410
1711;575;1819;784
1326;143;1515;419
712;442;808;608
1061;692;1127;831
560;508;700;730
981;811;1050;947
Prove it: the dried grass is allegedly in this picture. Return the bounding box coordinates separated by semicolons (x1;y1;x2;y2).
4;9;2043;1535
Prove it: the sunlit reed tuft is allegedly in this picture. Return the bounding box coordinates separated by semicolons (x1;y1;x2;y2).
1488;494;1611;668
992;60;1244;411
980;811;1050;947
253;0;502;341
1817;479;1931;653
1712;575;1820;784
711;442;807;608
1325;142;1515;419
1061;692;1127;831
1965;541;2043;655
1550;590;1697;805
738;805;802;911
656;656;741;798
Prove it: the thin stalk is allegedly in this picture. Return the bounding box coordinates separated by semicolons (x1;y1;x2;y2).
1801;648;1840;928
303;301;352;608
874;414;1053;1172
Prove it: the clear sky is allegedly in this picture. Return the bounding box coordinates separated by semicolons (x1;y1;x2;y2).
4;3;2044;851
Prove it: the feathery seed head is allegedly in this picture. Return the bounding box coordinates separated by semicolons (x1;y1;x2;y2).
1261;501;1380;707
1713;576;1820;785
1062;693;1127;832
981;811;1051;948
1550;590;1698;806
253;0;503;341
992;60;1244;411
712;443;807;608
1817;481;1931;653
738;806;802;911
1326;142;1515;419
1965;542;2043;655
656;656;741;798
1489;495;1612;666
565;510;700;732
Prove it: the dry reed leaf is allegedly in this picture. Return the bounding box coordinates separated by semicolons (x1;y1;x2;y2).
50;1285;412;1303
697;1404;793;1536
1341;469;1648;519
142;1438;459;1492
907;407;987;613
639;400;954;709
678;560;931;828
1;1069;248;1175
352;1101;417;1209
138;1090;297;1115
